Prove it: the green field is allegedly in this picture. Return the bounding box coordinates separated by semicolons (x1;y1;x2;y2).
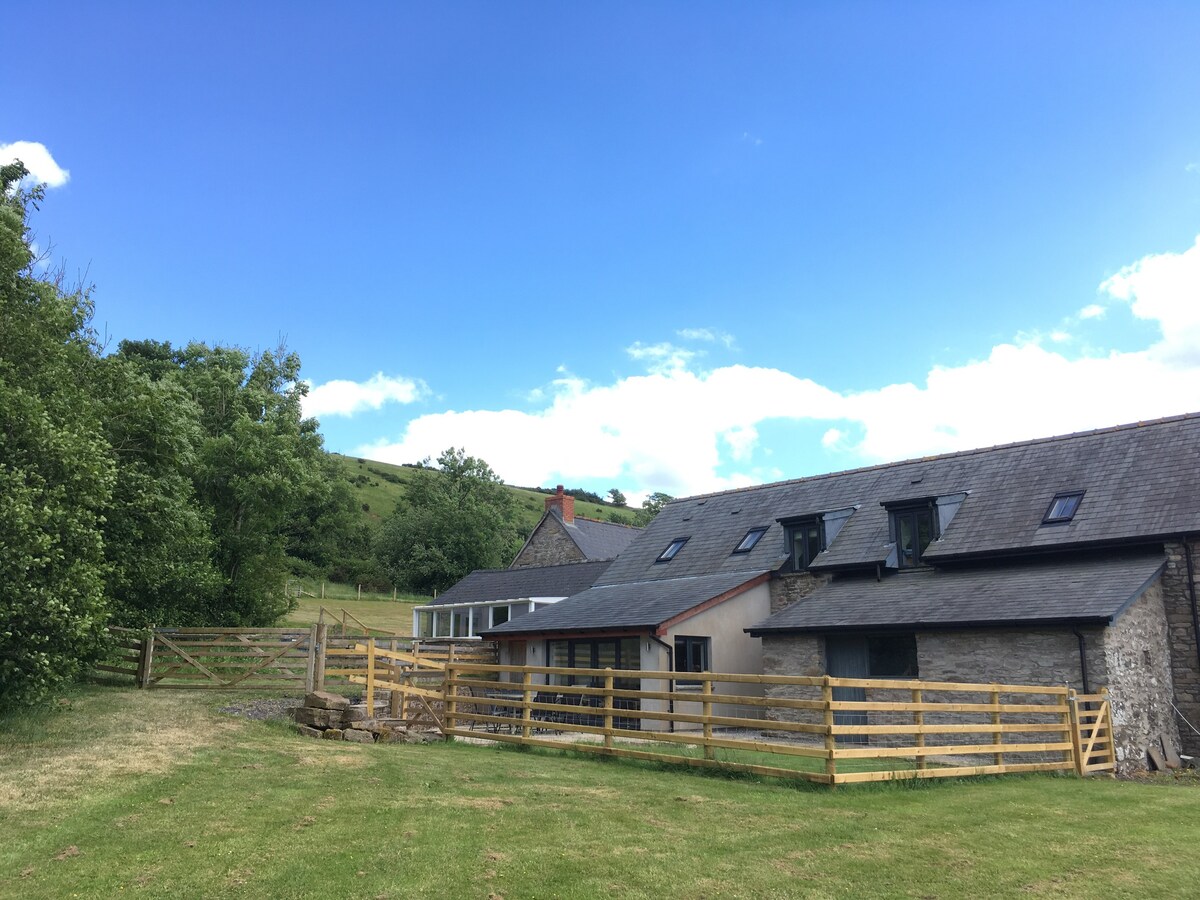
282;595;424;636
329;453;640;530
3;685;1200;898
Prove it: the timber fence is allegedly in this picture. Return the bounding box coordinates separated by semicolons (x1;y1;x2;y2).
353;658;1115;786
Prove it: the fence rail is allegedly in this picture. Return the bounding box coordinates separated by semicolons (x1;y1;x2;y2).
367;659;1115;786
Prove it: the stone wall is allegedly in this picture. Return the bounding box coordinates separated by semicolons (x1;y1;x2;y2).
1102;579;1180;765
1162;540;1200;755
768;571;830;614
510;514;586;568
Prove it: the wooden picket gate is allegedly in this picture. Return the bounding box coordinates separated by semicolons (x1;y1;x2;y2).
1069;689;1117;774
103;626;319;690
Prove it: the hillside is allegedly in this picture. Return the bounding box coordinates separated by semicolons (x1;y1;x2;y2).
328;453;640;533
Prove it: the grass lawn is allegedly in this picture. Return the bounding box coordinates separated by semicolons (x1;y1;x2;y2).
282;595;425;636
3;685;1200;898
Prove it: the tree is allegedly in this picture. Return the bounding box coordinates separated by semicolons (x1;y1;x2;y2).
373;448;523;595
116;339;328;625
634;491;674;527
607;488;627;507
0;163;113;708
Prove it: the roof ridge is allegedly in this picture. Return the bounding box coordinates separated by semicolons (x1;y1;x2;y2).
571;515;641;530
673;411;1200;504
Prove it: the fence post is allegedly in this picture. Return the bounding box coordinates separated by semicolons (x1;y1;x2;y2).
1059;686;1075;769
445;664;457;738
315;623;328;692
1067;689;1084;775
822;676;837;787
702;676;715;760
389;639;400;717
305;624;318;692
366;639;376;712
991;685;1004;768
137;629;155;690
603;668;615;751
521;670;533;739
912;687;926;770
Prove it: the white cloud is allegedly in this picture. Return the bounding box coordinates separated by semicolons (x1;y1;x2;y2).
1078;304;1106;320
0;141;70;188
678;327;736;348
625;341;698;374
303;373;427;418
358;236;1200;498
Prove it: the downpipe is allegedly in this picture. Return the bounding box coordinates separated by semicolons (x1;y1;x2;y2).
649;634;675;733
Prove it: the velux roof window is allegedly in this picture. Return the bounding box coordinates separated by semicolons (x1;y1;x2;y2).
657;537;689;562
733;527;768;554
1043;491;1084;525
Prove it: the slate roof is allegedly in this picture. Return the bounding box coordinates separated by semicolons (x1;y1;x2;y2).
748;551;1167;633
483;569;768;635
563;516;641;561
597;413;1200;583
428;560;611;607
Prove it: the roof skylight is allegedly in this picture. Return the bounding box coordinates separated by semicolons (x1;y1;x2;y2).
1042;491;1084;524
656;537;689;562
733;527;768;554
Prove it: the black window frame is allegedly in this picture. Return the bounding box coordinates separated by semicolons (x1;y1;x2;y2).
656;536;689;562
887;501;939;569
674;635;710;685
1042;491;1085;525
732;526;768;554
785;518;824;571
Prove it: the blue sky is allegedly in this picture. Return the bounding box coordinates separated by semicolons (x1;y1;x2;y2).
7;2;1200;501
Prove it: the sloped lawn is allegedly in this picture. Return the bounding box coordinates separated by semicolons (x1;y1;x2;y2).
2;684;1198;899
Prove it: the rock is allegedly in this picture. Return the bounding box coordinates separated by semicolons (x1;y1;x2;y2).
322;728;344;741
293;707;346;729
295;724;322;739
404;730;440;744
344;705;371;722
304;691;350;711
380;729;409;743
343;728;376;744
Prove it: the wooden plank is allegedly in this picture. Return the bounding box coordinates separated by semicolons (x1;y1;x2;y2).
828;721;1068;735
94;664;139;676
825;676;1068;696
154;633;222;684
829;700;1069;714
832;761;1070;784
833;741;1072;760
441;729;832;784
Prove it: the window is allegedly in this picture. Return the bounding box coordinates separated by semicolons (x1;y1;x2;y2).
733;527;767;553
1043;491;1084;524
787;519;823;571
867;634;918;677
674;636;710;684
491;605;509;627
889;504;937;568
657;537;689;562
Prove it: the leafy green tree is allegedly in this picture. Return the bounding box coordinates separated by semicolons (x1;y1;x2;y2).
116;340;326;625
0;163;113;708
374;448;523;595
93;355;222;627
634;491;674;527
607;488;628;507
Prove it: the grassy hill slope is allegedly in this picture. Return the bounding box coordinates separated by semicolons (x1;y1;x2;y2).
329;453;640;532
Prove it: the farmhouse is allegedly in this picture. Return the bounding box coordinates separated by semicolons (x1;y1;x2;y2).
483;414;1200;764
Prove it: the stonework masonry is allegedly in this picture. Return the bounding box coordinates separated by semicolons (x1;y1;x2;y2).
1101;579;1180;765
768;572;830;614
510;514;587;568
1163;539;1200;755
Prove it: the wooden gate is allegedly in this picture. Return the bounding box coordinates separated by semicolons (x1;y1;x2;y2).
1069;689;1117;774
137;627;317;690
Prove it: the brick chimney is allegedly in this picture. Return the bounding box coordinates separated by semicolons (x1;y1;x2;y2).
544;485;575;524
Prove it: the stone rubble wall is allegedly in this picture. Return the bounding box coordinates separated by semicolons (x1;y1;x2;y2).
510;515;587;568
1163;540;1200;756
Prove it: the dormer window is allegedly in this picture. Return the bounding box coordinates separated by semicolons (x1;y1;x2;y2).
657;537;689;562
887;501;938;568
787;519;823;571
733;527;767;554
1043;491;1084;525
